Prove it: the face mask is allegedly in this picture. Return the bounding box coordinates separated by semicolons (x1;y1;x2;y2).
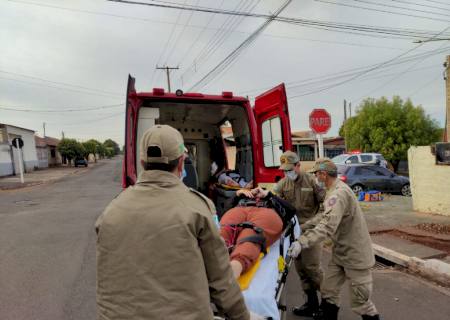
315;177;325;188
285;170;298;181
181;168;187;181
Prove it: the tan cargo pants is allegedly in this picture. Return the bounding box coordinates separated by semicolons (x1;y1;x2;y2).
321;261;378;316
294;242;324;291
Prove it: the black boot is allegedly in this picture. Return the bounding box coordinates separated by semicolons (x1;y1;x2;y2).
313;300;339;320
362;315;381;320
292;290;319;317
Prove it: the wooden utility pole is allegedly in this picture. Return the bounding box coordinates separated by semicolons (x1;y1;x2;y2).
156;65;179;93
445;55;449;142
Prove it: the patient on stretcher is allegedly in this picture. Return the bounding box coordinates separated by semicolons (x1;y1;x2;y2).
219;188;296;278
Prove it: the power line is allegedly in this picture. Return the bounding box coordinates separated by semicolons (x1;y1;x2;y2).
352;42;449;103
187;0;293;92
180;0;257;85
0;103;122;113
349;0;450;18
314;0;450;23
288;38;450;100
423;0;450;7
407;73;443;97
0;76;122;99
163;0;201;66
239;46;450;96
0;69;121;97
108;0;450;35
390;0;450;12
151;0;188;87
177;0;226;83
55;112;124;127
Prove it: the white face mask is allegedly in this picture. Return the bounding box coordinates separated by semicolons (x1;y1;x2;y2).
285;170;298;181
315;177;325;188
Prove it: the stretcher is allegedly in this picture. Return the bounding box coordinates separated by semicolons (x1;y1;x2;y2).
240;218;301;320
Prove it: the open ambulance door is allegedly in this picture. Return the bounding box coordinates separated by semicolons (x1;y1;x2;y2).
122;75;139;188
253;83;292;185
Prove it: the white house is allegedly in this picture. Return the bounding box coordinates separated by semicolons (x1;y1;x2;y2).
0;123;39;176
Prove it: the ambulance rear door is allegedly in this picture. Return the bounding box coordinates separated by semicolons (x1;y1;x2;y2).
253;83;292;185
123;75;139;187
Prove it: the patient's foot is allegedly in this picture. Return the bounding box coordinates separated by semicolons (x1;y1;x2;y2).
230;260;243;278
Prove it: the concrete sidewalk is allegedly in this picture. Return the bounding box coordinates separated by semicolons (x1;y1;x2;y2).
361;195;450;286
0;160;108;191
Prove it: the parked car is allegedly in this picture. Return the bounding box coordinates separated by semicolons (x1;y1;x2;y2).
74;157;88;167
332;153;387;167
336;164;411;196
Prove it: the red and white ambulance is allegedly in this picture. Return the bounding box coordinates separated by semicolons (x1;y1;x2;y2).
123;75;293;199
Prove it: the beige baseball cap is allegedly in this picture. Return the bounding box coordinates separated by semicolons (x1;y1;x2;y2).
279;151;300;171
140;125;187;164
309;158;337;174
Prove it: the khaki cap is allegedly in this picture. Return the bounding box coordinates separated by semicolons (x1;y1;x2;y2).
309;158;337;174
140;125;187;164
279;151;300;171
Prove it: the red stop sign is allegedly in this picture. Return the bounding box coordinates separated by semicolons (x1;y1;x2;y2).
309;109;331;134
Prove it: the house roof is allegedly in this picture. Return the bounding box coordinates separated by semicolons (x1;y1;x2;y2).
0;123;35;133
45;136;60;146
34;135;60;147
35;136;47;147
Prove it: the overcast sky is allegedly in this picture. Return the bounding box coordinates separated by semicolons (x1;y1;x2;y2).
1;0;449;146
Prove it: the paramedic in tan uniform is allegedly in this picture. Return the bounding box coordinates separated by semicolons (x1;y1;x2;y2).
95;125;250;320
257;151;325;317
289;158;381;320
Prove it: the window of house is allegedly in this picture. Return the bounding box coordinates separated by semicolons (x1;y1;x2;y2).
262;116;283;167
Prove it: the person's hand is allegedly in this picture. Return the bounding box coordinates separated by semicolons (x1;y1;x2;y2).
249;311;266;320
236;189;254;198
252;186;268;198
288;241;302;258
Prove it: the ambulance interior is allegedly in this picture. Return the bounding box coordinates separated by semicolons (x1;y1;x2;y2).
136;102;253;208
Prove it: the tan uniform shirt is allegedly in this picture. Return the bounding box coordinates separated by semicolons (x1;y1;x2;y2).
299;180;375;270
96;170;249;320
273;172;325;224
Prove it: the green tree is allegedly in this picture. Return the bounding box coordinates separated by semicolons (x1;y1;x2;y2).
82;139;101;162
97;144;107;159
103;139;120;155
339;96;441;171
57;138;84;166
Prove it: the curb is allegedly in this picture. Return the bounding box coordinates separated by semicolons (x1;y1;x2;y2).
0;161;107;192
373;243;450;287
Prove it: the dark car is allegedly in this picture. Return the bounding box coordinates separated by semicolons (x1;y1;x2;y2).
336;164;411;196
74;157;88;167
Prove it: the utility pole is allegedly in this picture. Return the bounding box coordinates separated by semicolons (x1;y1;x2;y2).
62;131;65;139
344;100;348;152
349;102;352;118
156;65;179;93
344;99;347;121
43;122;46;137
445;55;450;142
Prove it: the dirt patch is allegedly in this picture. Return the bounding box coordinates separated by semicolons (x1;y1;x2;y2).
388;230;450;255
414;223;450;235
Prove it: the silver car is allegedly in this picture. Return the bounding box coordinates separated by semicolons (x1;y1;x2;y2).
332;153;387;167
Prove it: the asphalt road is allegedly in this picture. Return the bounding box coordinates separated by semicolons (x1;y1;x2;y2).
0;157;449;320
0;158;122;320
